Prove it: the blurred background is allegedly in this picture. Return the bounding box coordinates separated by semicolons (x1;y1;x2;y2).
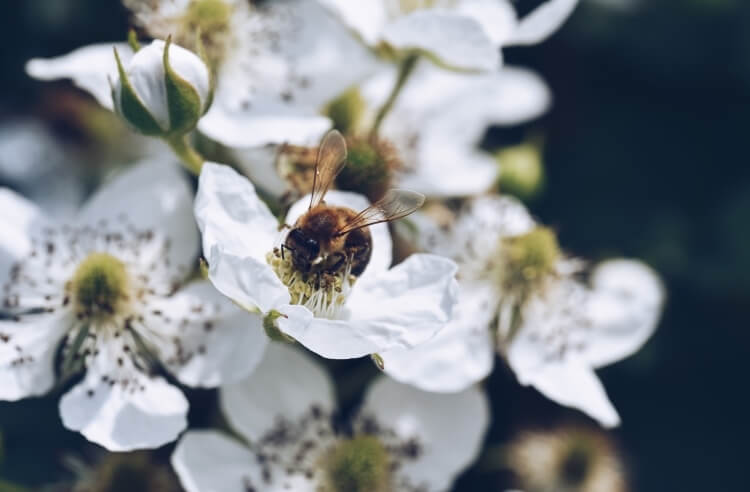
0;0;748;490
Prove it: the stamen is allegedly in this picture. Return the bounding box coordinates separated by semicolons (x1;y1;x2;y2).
266;249;355;319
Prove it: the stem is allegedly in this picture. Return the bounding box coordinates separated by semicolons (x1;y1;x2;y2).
166;134;204;175
370;54;419;138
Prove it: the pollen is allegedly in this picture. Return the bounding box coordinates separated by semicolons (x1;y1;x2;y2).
323;435;391;492
501;227;560;292
266;249;355;319
335;136;400;202
70;252;129;318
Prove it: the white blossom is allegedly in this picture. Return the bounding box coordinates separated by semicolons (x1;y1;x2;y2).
0;158;267;451
172;342;489;492
236;60;550;200
381;195;664;427
26;0;381;148
316;0;580;71
194;162;459;359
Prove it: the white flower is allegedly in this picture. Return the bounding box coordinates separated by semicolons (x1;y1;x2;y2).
194;162;459;359
26;0;381;148
113;39;211;137
359;60;551;197
317;0;580;71
172;342;489;492
381;195;664;427
0;158;267;451
236;61;550;200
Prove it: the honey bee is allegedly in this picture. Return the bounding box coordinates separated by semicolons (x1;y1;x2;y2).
283;130;424;277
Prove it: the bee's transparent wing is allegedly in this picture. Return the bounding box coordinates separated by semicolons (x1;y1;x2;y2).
309;130;348;209
336;189;425;235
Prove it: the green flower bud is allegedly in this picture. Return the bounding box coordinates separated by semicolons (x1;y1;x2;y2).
324;87;366;135
496;143;545;201
336;136;400;202
113;38;211;138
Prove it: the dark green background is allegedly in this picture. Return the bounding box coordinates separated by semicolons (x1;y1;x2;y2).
0;0;748;490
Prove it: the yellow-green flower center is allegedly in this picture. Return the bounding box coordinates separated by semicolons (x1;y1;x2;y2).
502;227;560;291
181;0;233;67
395;0;438;15
324;435;390;492
70;252;129;318
335;136;398;202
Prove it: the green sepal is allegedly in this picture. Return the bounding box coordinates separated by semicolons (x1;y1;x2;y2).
263;310;296;343
163;36;204;136
113;47;164;136
371;353;385;371
127;29;141;53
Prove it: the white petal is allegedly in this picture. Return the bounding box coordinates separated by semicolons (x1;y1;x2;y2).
220;343;334;444
583;259;664;368
508;0;579;46
195;163;289;313
513;359;621;428
380;281;496;393
285;190;393;277
382;9;500;71
122;40;170;130
59;367;189;451
199;108;331;149
454;0;518;46
172;430;317;492
316;0;388;46
0;314;68;401
76;157;198;281
25;43;132;110
361;377;489;491
195;162;278;263
232;145;289;198
285;254;458;359
0;188;48;279
199;0;381;148
146;281;268;388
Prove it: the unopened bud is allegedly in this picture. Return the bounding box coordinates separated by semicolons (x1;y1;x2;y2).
113;38;211;138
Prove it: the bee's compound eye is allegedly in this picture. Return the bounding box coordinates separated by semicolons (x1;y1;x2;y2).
288;229;319;260
304;237;320;259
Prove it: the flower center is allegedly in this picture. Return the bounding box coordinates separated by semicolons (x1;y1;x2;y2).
500;227;560;294
559;439;594;487
335;136;400;202
267;248;355;319
69;252;130;319
323;435;390;492
180;0;233;67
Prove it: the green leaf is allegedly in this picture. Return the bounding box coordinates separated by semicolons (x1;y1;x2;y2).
113;47;164;136
163;36;203;136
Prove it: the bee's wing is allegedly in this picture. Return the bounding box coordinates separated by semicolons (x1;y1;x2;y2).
336;189;425;235
309;130;348;209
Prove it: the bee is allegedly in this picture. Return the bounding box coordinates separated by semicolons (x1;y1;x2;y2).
283;130;424;277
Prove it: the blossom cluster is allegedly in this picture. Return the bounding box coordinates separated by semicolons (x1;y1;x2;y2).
1;0;664;490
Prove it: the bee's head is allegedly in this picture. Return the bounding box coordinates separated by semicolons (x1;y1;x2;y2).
285;227;321;272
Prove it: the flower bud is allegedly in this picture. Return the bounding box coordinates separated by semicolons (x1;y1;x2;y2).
113;39;211;138
496;143;545;201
